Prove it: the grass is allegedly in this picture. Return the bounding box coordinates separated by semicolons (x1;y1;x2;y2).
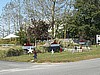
0;45;100;63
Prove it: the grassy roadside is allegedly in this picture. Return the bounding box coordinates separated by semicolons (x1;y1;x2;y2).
0;45;100;63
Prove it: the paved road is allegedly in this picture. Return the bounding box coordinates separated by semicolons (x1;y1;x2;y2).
0;58;100;75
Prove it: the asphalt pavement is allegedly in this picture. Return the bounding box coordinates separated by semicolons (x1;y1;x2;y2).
0;58;100;75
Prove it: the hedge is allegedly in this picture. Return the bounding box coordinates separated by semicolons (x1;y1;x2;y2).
0;48;24;58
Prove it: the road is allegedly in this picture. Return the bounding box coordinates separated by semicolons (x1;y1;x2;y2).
0;58;100;75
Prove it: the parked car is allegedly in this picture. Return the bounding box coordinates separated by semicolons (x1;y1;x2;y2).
48;44;60;52
22;43;35;54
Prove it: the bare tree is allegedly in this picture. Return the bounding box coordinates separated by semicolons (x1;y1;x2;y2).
0;0;23;36
22;0;68;38
0;0;75;39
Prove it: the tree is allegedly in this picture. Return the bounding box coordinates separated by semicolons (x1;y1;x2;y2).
74;0;100;41
27;19;50;45
0;0;23;37
0;0;75;39
23;0;69;38
48;0;75;38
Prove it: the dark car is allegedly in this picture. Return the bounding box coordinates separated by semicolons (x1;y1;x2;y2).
48;44;60;52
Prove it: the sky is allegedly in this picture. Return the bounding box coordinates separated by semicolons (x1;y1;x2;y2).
0;0;11;15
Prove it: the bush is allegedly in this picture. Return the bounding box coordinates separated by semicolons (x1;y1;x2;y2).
0;50;7;58
6;48;24;57
36;46;49;53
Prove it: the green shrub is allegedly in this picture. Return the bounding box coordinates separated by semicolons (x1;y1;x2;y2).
6;48;24;57
36;46;49;53
0;50;7;58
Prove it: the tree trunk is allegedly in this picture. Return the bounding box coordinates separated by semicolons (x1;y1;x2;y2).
51;0;56;38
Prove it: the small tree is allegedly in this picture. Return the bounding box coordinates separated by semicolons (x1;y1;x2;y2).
27;19;50;46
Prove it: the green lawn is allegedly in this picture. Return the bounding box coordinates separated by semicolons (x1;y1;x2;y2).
0;45;100;63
